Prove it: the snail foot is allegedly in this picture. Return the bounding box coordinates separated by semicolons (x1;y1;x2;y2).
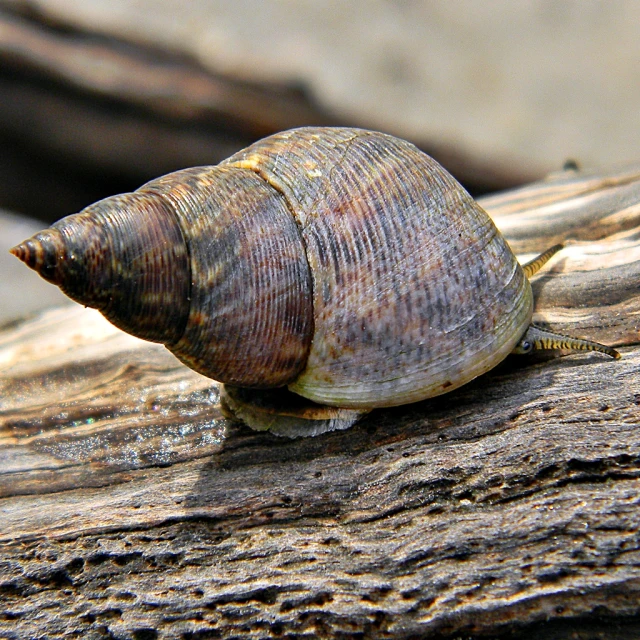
220;385;368;438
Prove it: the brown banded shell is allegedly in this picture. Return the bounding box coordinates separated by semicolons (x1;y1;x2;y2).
223;129;531;407
11;127;530;409
13;127;616;436
12;167;314;389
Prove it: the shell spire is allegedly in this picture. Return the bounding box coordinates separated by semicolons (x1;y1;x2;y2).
10;166;315;390
11;192;192;344
11;230;66;285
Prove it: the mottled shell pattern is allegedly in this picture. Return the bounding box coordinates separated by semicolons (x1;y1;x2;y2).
11;128;532;409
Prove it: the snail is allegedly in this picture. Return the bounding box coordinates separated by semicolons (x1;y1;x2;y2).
11;127;620;437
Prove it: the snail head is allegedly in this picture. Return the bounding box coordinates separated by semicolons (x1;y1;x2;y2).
513;325;620;359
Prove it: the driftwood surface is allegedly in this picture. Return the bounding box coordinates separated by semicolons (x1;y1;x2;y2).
0;166;639;639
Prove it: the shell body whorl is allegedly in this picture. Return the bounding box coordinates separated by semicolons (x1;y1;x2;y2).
224;129;532;407
11;127;532;408
141;166;314;388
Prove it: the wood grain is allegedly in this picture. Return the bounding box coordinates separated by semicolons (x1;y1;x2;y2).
0;165;639;638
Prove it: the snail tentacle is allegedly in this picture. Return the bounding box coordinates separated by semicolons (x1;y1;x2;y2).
521;244;564;278
513;325;621;359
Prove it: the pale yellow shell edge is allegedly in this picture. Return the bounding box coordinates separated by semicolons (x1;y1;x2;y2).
289;280;533;409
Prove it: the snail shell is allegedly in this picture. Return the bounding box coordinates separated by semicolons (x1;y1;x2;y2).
13;127;617;434
12;128;529;409
223;129;530;408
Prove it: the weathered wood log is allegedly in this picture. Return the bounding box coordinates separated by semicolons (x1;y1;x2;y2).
0;165;639;639
0;6;340;222
0;4;537;222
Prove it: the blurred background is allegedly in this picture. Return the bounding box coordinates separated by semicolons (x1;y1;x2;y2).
2;0;640;320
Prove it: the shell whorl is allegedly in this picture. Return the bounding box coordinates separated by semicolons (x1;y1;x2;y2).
11;127;532;407
225;128;532;407
141;166;314;388
13;166;314;388
11;192;191;343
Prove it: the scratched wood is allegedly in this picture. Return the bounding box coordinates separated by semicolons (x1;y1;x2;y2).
0;165;639;639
